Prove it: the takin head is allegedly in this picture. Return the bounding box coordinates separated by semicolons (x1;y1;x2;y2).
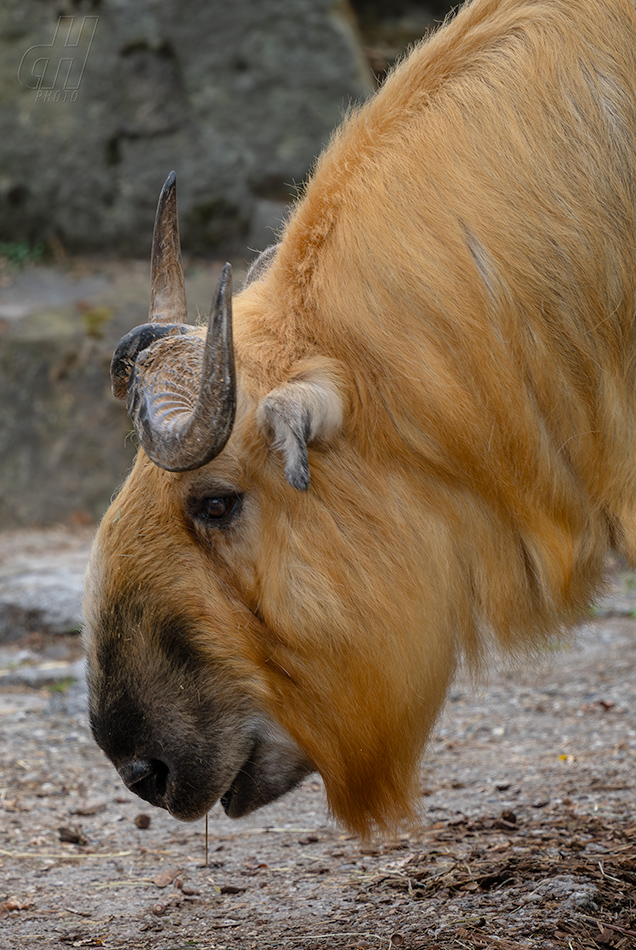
83;173;457;837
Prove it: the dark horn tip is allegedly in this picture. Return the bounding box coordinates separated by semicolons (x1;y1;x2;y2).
156;171;177;205
214;262;233;303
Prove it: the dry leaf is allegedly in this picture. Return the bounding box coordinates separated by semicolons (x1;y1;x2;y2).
0;896;31;920
153;868;180;888
72;799;107;816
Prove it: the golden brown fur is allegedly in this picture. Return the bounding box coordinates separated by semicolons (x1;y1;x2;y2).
88;0;636;835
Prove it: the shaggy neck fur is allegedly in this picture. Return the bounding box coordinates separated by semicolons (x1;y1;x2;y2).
230;0;636;831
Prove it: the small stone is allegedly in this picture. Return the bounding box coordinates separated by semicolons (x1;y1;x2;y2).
58;825;87;845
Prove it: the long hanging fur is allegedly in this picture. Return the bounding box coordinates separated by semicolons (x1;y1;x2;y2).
86;0;636;836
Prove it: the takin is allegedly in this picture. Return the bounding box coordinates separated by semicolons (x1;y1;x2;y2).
84;0;636;836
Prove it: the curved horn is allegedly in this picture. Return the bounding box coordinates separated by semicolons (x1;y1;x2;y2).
149;171;187;324
126;263;237;472
110;173;190;401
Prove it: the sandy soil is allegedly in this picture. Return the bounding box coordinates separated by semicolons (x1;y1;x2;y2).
0;555;635;949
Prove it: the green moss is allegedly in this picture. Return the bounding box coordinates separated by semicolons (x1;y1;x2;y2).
47;677;76;694
0;240;44;270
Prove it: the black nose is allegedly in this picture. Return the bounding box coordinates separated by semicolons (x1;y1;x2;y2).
118;758;169;807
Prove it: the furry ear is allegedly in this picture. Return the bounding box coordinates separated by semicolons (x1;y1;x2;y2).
257;364;344;491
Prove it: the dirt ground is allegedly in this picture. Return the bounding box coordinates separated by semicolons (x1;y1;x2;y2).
1;550;635;950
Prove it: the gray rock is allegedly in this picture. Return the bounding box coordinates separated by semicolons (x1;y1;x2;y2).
0;656;86;686
0;527;92;639
0;282;133;528
520;874;599;912
1;0;374;254
0;568;85;641
0;269;108;322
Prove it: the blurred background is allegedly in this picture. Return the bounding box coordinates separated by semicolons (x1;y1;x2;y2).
0;0;456;530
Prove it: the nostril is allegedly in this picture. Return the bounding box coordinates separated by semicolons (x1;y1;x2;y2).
118;758;169;805
119;759;155;788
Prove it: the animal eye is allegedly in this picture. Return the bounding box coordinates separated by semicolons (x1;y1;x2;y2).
193;494;241;525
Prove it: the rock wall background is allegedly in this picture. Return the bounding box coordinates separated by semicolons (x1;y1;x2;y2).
2;0;375;255
0;0;453;256
0;0;455;528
